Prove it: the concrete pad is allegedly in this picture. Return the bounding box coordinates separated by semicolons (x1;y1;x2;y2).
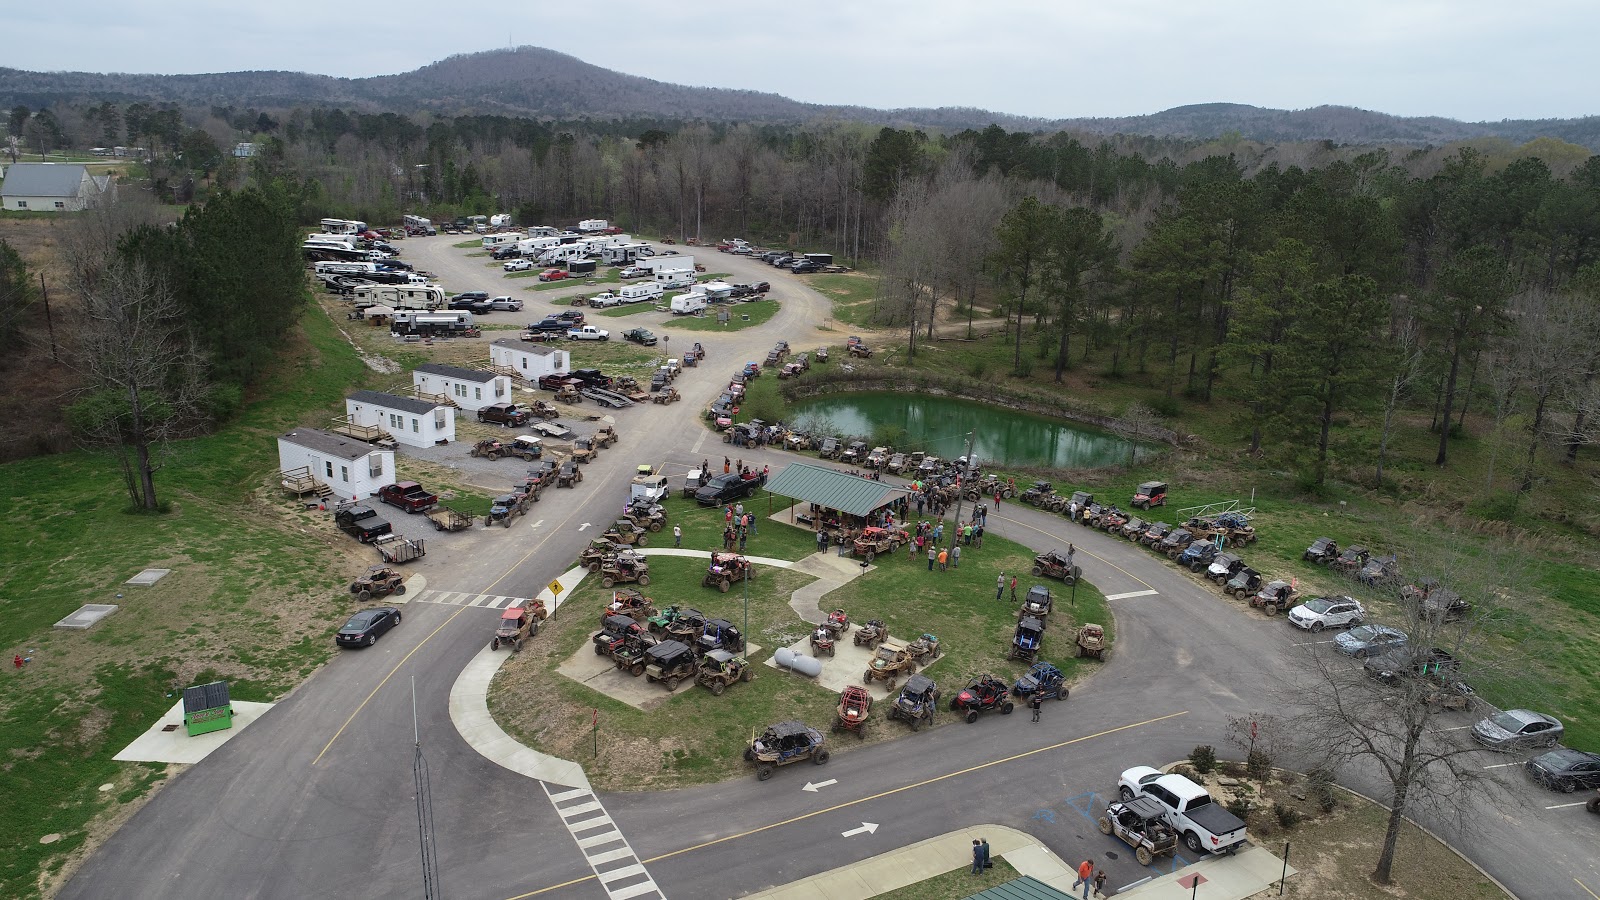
124;568;172;586
113;699;275;764
1118;845;1295;900
762;626;945;701
53;604;118;630
556;636;764;710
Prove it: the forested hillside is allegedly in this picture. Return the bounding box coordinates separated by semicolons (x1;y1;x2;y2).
4;47;1600;147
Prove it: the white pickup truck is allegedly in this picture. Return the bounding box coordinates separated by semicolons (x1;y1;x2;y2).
589;292;622;308
1118;766;1248;856
567;325;611;341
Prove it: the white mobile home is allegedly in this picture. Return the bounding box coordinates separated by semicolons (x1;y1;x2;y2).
278;428;395;501
320;218;367;235
413;364;512;412
346;390;455;449
527;226;559;238
490;338;570;382
482;233;519;249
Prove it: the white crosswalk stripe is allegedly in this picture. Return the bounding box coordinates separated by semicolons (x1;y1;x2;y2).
544;784;664;900
409;589;527;609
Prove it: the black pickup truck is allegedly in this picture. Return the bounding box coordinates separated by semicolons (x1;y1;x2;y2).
335;505;393;543
694;473;762;507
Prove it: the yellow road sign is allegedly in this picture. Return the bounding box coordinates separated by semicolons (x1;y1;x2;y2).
548;580;564;597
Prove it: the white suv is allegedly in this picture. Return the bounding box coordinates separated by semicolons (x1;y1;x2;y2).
1287;596;1365;633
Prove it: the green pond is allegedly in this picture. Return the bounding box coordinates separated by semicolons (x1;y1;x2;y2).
789;392;1136;469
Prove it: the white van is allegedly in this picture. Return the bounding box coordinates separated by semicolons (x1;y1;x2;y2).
618;283;663;304
670;292;707;316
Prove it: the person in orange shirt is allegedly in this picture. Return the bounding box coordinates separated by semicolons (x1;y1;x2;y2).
1072;858;1095;898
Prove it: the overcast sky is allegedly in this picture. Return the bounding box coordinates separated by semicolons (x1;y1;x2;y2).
5;0;1595;122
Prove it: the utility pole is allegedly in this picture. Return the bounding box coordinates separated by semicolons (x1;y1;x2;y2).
412;677;441;900
947;430;977;557
40;272;57;362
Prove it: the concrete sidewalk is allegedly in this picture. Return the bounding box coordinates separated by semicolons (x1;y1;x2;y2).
739;825;1292;900
741;825;1072;900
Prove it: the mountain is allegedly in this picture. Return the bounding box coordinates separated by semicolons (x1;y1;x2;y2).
3;47;1599;148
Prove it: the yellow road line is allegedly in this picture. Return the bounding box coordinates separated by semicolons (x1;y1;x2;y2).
500;710;1187;900
993;511;1155;593
311;604;470;765
1576;878;1600;900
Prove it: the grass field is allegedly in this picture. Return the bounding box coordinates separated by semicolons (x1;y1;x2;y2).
671;300;780;332
489;515;1112;792
808;273;879;327
597;303;658;318
0;305;375;898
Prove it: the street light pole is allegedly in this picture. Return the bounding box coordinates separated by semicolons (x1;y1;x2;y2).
947;430;977;557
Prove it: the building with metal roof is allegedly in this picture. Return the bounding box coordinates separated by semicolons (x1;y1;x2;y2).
1;162;115;211
764;462;904;518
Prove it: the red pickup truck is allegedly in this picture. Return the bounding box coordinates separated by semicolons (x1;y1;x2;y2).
377;481;439;513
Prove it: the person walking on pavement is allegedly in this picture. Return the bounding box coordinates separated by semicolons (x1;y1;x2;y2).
1031;692;1043;723
979;837;991;870
996;573;1006;601
971;840;983;875
817;529;829;554
952;544;961;568
1093;868;1109;898
724;457;731;475
1072;859;1095;899
673;525;682;547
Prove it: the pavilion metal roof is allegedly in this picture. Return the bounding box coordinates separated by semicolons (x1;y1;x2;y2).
763;462;904;517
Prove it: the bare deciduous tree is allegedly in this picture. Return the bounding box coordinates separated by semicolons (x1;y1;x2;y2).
1111;401;1163;464
67;259;210;510
1278;544;1524;885
1375;317;1425;486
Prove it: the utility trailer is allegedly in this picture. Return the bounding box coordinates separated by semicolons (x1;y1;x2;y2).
374;533;426;564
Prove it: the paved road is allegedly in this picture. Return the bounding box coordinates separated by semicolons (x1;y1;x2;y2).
61;238;1596;900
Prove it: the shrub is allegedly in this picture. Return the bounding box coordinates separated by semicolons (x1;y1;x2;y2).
1188;745;1218;775
1274;804;1302;829
1225;796;1253;822
967;359;988;380
1012;356;1034;378
1149;395;1181;418
1468;492;1518;522
1308;769;1338;813
1246;749;1273;781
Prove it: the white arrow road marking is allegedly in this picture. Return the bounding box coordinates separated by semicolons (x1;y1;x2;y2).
1105;590;1158;600
840;822;879;837
802;779;837;793
579;522;592;531
530;519;545;529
